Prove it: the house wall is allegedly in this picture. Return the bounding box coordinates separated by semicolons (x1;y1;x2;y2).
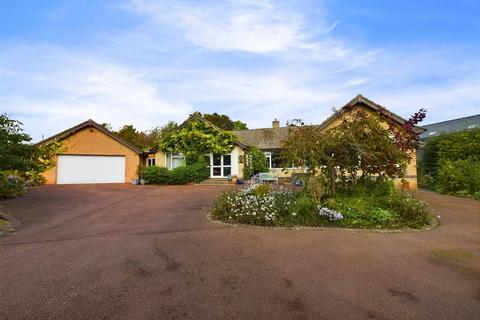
232;146;244;178
152;150;167;167
42;127;141;184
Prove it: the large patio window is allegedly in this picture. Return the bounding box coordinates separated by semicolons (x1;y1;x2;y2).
166;153;185;169
210;154;231;177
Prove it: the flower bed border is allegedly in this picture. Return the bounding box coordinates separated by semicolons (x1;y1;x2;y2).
207;211;439;233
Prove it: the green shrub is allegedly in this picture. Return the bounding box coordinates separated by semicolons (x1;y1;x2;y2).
435;159;480;194
338;178;394;198
288;195;316;224
170;162;209;184
0;171;26;199
421;128;480;197
144;162;209;185
385;189;430;226
144;166;170;184
332;179;430;229
370;208;393;224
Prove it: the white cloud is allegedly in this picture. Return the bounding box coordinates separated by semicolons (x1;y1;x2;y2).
0;45;192;141
127;0;347;58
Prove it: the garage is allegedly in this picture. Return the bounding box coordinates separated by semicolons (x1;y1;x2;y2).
57;155;126;184
37;119;144;184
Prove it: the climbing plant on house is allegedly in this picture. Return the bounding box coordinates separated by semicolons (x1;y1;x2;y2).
158;116;237;162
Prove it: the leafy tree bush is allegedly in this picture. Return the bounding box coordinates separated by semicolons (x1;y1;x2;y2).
203;112;248;131
283;109;424;195
159;116;237;162
421;128;480;197
1;114;66;197
435;159;480;194
0;114;35;172
244;147;268;179
103;121;179;150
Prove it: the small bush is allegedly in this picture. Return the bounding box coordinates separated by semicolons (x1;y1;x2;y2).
0;171;26;199
144;166;171;184
435;159;480;195
289;195;316;224
144;162;209;185
384;189;430;226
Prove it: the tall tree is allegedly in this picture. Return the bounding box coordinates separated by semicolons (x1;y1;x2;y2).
0;114;35;172
203;113;248;131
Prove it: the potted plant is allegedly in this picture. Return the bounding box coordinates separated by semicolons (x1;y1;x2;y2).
137;165;146;185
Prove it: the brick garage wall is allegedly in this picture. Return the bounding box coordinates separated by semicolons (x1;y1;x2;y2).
43;127;141;184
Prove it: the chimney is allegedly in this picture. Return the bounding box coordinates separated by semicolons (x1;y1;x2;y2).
272;118;280;129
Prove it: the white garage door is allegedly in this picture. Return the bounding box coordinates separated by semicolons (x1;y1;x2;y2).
57;155;126;184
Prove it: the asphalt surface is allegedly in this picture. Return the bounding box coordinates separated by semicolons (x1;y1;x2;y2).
0;185;479;320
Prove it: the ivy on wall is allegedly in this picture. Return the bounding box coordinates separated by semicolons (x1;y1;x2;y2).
158;119;237;161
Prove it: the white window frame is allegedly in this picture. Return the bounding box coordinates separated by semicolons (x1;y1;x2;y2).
147;158;156;167
166;152;185;170
209;153;232;178
264;152;272;168
264;151;300;170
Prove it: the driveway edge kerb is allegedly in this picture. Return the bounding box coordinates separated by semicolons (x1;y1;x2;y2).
0;209;17;237
206;211;440;233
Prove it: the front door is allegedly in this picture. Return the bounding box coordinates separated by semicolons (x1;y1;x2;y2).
210;154;231;178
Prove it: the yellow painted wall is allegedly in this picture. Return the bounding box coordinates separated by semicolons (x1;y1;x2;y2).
234;145;245;178
43;127;141;184
151;150;167;167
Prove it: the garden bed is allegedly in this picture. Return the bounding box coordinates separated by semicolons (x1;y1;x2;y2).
211;179;433;230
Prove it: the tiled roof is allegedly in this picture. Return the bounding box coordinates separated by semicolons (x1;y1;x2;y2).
232;126;292;149
232;94;426;149
35;119;144;154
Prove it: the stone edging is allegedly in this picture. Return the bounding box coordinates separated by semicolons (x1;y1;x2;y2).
206;211;439;233
0;209;17;237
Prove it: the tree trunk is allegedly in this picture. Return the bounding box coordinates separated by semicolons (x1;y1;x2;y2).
330;165;336;196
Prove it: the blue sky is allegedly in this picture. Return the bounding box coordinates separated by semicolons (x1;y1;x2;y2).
1;0;479;141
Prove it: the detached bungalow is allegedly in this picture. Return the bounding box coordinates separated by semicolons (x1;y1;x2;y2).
39;95;425;188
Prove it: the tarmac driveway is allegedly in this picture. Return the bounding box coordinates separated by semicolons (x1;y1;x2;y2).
0;185;479;319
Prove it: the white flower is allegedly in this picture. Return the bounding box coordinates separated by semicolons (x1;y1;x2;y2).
318;207;343;221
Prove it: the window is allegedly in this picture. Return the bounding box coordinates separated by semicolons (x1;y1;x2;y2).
210;154;232;177
271;152;283;168
264;151;285;169
166;153;185;169
264;152;272;168
147;158;156;167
